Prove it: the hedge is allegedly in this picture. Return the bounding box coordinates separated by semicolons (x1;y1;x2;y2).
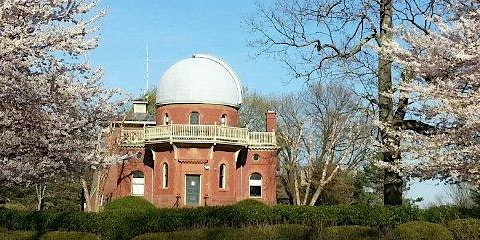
39;231;98;240
316;225;380;240
0;201;471;240
394;221;453;240
448;218;480;240
103;196;156;212
132;224;313;240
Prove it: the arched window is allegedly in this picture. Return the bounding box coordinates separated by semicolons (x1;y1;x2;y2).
219;164;226;189
164;113;170;125
131;171;145;196
249;173;262;198
162;163;168;188
190;112;200;125
220;114;227;126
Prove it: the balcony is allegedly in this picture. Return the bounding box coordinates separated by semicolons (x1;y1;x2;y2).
120;124;277;148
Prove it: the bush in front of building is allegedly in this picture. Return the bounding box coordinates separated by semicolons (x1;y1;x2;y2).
315;225;380;240
0;228;37;240
448;218;480;240
393;221;453;240
132;224;313;240
39;231;98;240
0;203;471;240
420;205;463;224
103;196;157;212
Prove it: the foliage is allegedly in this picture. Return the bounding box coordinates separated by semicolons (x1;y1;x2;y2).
133;224;313;240
0;203;466;240
246;0;452;205
318;172;356;205
238;88;274;131
383;0;480;184
421;206;462;224
0;228;36;240
316;225;379;240
0;0;124;212
394;221;453;240
352;161;384;206
39;231;98;240
143;89;157;116
448;218;480;240
103;196;157;212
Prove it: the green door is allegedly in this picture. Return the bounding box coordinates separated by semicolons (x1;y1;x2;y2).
186;175;200;206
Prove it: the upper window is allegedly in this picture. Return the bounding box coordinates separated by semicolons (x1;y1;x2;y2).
249;173;262;198
162;163;168;188
219;164;226;189
190;112;200;125
131;171;145;196
164;113;170;125
252;154;260;162
220;114;227;126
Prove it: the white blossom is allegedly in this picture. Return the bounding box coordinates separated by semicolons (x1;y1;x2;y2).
0;0;123;187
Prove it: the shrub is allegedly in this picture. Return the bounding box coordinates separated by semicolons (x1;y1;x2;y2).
234;199;268;207
0;229;37;240
39;231;98;240
132;224;313;240
394;221;453;240
448;218;480;240
316;225;379;240
103;196;156;212
421;206;461;224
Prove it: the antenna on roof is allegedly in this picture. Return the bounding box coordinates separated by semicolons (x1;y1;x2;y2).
145;44;149;99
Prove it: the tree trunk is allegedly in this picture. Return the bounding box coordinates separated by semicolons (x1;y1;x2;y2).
293;170;301;205
35;184;46;211
309;165;340;206
378;0;402;205
81;179;92;212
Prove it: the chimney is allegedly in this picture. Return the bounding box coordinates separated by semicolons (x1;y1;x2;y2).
132;101;148;114
265;111;276;132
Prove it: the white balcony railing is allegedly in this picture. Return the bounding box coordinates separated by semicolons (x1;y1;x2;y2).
120;124;276;147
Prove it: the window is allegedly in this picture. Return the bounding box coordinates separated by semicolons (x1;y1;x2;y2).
249;173;262;197
131;171;145;196
164;113;170;125
190;112;200;125
220;114;227;126
219;164;226;189
162;163;168;188
252;154;260;162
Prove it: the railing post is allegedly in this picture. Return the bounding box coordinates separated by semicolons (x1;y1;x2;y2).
214;122;217;144
143;126;147;143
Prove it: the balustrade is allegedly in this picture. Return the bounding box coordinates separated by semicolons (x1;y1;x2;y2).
120;124;276;147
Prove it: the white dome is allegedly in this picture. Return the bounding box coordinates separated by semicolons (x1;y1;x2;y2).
156;54;243;108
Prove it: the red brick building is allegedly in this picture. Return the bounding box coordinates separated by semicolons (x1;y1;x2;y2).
103;54;278;207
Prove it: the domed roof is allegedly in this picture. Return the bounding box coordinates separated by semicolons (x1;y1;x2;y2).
156;54;243;108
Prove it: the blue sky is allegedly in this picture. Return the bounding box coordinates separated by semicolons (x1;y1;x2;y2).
87;0;450;207
87;0;296;98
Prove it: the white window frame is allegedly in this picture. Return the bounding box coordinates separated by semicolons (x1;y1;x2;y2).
219;164;226;189
221;114;227;126
249;173;262;198
162;163;168;188
189;112;200;125
164;113;170;125
131;171;145;196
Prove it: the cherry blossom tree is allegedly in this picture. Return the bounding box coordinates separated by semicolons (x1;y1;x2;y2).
382;0;480;185
0;0;123;209
246;0;452;205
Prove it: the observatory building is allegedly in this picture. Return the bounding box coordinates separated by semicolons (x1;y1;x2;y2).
103;54;278;207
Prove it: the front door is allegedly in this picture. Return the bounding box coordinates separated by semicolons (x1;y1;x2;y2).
185;175;200;206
